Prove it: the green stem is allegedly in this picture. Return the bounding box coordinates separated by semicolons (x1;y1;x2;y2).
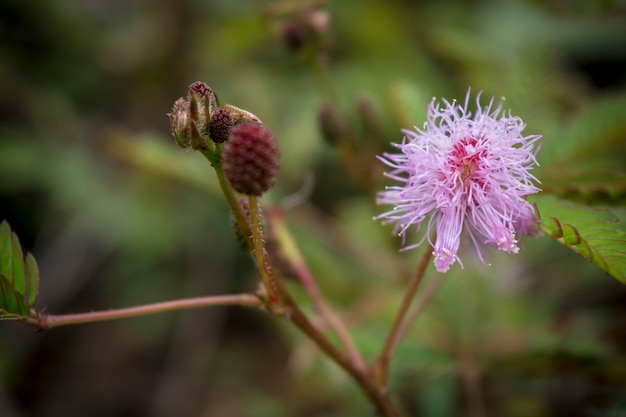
25;294;262;330
399;271;446;340
248;195;282;307
202;149;252;248
373;248;433;386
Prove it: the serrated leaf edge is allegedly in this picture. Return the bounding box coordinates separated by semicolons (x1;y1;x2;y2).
540;220;626;283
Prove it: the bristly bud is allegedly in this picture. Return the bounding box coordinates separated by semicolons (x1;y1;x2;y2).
168;81;224;150
223;122;280;196
318;102;350;146
168;98;192;148
188;81;218;116
209;106;234;143
188;81;218;142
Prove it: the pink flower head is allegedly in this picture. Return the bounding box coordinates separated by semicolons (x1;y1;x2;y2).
376;89;541;273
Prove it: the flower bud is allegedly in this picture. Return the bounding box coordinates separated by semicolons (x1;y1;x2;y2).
188;81;217;127
187;82;218;146
223;122;280;196
209;106;234;143
282;19;312;52
168;98;191;148
281;10;331;53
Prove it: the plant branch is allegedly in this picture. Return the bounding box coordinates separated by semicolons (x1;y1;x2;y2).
271;274;400;417
201;148;252;249
373;247;432;386
266;207;365;371
399;271;445;340
24;294;262;331
248;195;282;307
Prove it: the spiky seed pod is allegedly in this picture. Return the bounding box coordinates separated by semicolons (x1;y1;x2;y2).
223;122;280;196
209;106;234;143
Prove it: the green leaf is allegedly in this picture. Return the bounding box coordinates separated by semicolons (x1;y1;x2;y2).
0;274;29;319
10;228;26;295
0;220;40;314
25;253;39;306
532;194;626;283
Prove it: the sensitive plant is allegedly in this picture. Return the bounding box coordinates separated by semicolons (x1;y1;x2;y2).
2;5;626;416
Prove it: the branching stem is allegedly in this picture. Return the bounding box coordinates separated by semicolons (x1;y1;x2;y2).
373;248;433;386
266;207;365;371
24;294;262;331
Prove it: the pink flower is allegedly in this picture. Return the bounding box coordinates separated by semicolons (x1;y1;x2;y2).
376;90;541;273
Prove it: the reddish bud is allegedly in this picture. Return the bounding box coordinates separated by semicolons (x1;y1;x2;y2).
223;122;280;196
209;106;234;143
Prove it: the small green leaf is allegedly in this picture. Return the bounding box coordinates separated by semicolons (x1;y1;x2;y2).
25;253;39;306
10;230;26;295
0;220;40;310
0;221;11;283
533;195;626;283
0;274;29;319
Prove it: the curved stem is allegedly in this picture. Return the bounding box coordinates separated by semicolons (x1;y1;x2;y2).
266;207;365;371
373;248;432;386
399;271;446;340
273;276;400;417
24;294;262;331
247;204;398;415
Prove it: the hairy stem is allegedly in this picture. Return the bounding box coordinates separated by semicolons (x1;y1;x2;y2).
25;294;262;330
373;248;433;386
201;148;252;248
248;195;282;307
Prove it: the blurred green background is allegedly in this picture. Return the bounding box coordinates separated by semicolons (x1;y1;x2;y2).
1;0;626;416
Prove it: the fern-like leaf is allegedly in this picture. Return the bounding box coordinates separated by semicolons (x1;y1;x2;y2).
0;220;40;319
532;195;626;283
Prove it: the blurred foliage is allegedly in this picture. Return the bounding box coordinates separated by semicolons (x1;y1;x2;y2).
1;0;626;416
